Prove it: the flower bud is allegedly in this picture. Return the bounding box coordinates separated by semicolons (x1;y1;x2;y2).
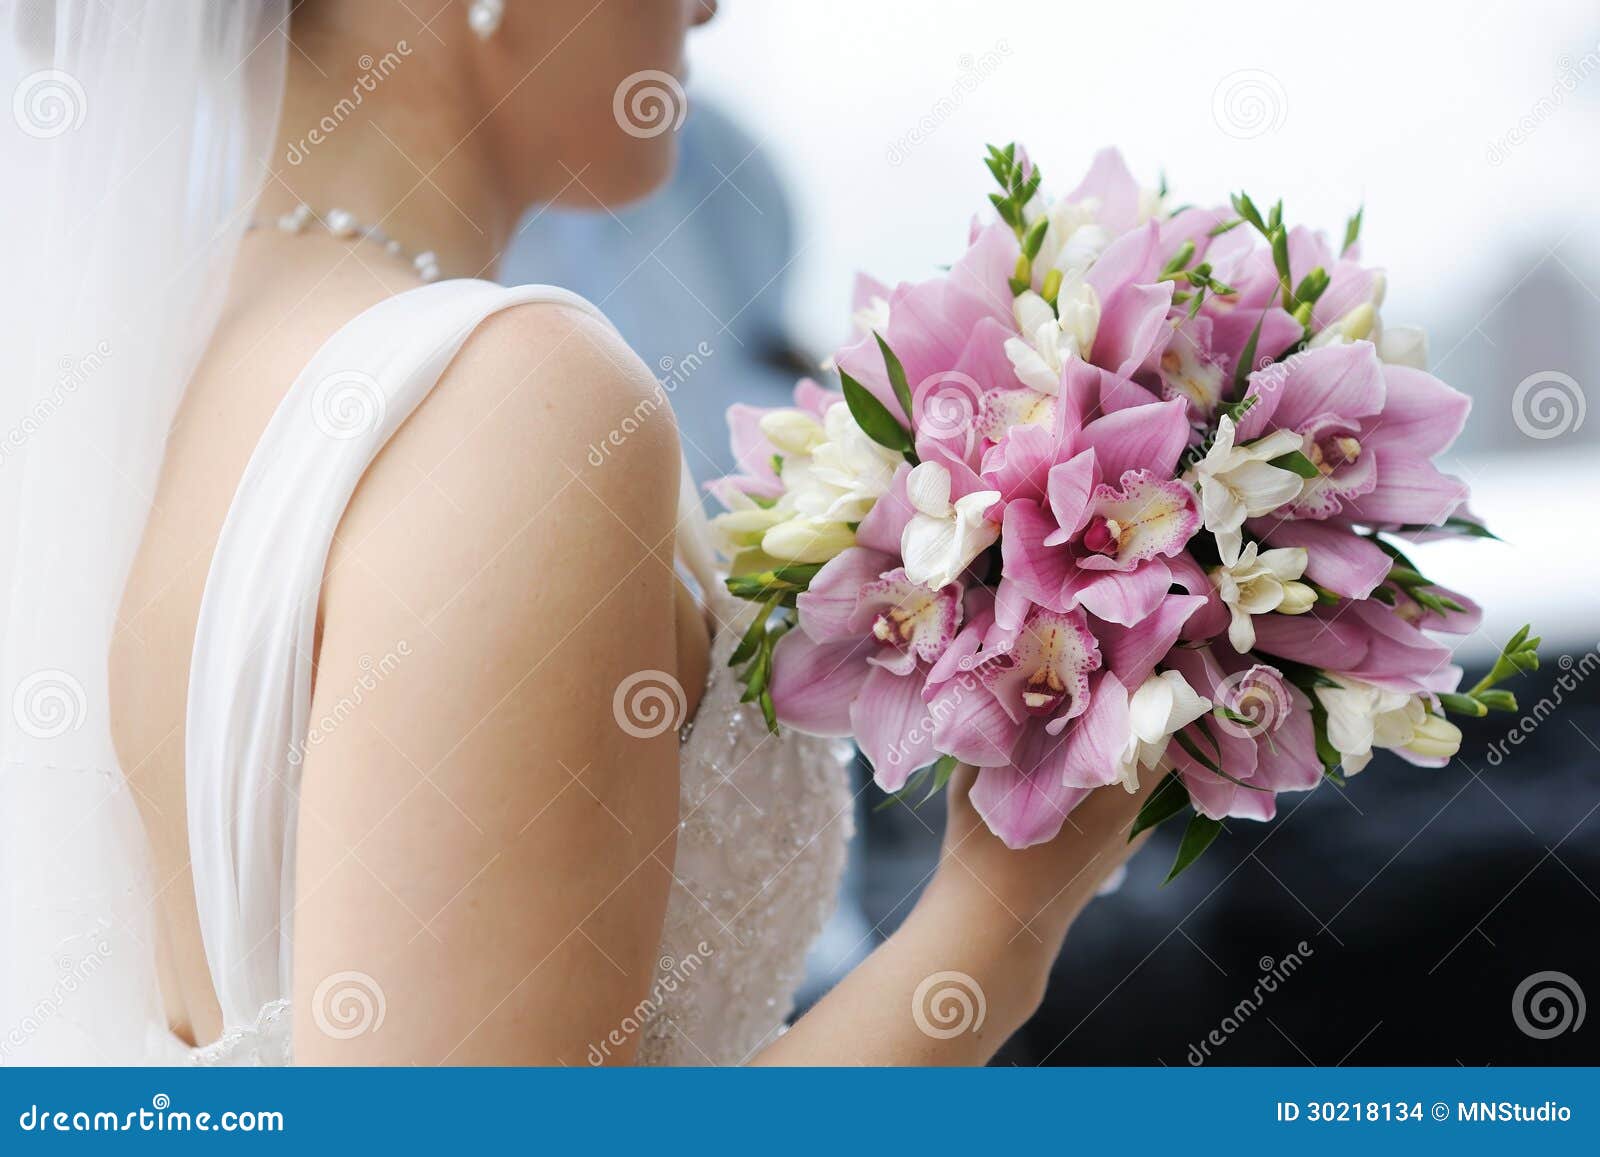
758;409;826;457
1407;712;1462;759
1339;302;1377;342
1277;580;1318;615
761;516;855;564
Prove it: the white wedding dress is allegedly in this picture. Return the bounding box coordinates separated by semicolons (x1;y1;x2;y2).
182;280;853;1065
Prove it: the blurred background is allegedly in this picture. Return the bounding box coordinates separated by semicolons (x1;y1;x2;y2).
505;0;1599;1064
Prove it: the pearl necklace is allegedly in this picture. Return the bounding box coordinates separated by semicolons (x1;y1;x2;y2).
253;203;442;282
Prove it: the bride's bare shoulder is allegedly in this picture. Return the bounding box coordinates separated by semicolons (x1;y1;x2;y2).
296;293;686;1062
329;289;682;602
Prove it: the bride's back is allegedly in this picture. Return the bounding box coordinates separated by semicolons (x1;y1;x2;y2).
109;239;698;1057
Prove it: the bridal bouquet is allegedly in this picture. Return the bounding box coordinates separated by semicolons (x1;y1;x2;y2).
709;144;1538;877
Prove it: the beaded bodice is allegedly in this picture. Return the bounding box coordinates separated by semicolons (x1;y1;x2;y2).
635;593;853;1066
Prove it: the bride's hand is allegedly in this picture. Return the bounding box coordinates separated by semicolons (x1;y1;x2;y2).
931;765;1156;967
752;767;1156;1065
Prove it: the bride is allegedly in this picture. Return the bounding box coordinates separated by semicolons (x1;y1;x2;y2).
0;0;1147;1066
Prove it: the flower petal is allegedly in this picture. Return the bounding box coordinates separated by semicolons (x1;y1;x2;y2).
769;631;874;736
796;547;896;642
853;666;937;792
1252;518;1390;600
968;752;1091;849
1078;398;1191;480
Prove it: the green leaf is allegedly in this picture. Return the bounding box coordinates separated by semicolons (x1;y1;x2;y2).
1164;814;1223;884
1269;227;1293;305
874;333;915;426
838;369;915;458
922;754;960;804
1021;215;1049;261
1129;772;1191;841
1230;192;1265;232
1208;217;1245;238
1391;515;1500;541
1308;695;1345;782
1291;266;1330;308
1160;241;1197;278
1342;206;1364;256
875;754;961;813
1268;449;1321;479
1231;313;1267;393
728;596;778;666
1173;728;1268;792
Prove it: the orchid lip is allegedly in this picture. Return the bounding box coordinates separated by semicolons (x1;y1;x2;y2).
1022;671;1068;716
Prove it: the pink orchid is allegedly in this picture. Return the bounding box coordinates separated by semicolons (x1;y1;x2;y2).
996;393;1200;627
929;592;1205;848
1232;342;1471;598
1238;342;1470;523
768;546;966;786
1159;650;1322;821
1250;594;1467;697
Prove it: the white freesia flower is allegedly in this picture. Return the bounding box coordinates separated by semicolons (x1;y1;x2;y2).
1187;415;1306;565
1376;323;1428;368
1306;272;1426;368
758;409;826;457
851;294;892;336
1314;677;1463;775
900;461;1000;589
1113;670;1213;792
712;402;901;566
788;402;902;524
1028;196;1109;284
761;516;858;564
1310;301;1378;348
1210;543;1316;654
1003;284;1100;395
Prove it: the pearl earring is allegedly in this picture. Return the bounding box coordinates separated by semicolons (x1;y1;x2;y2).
468;0;503;39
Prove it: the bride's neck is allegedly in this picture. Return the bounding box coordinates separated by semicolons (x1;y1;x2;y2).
256;40;517;280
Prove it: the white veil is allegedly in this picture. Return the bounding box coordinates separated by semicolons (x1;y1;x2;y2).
0;0;287;1063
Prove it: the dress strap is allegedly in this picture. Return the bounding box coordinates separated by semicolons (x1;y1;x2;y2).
185;279;620;1029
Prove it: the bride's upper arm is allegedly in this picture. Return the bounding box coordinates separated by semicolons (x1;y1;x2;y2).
292;300;683;1064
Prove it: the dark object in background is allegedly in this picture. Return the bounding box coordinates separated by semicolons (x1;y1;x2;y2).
858;660;1600;1065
